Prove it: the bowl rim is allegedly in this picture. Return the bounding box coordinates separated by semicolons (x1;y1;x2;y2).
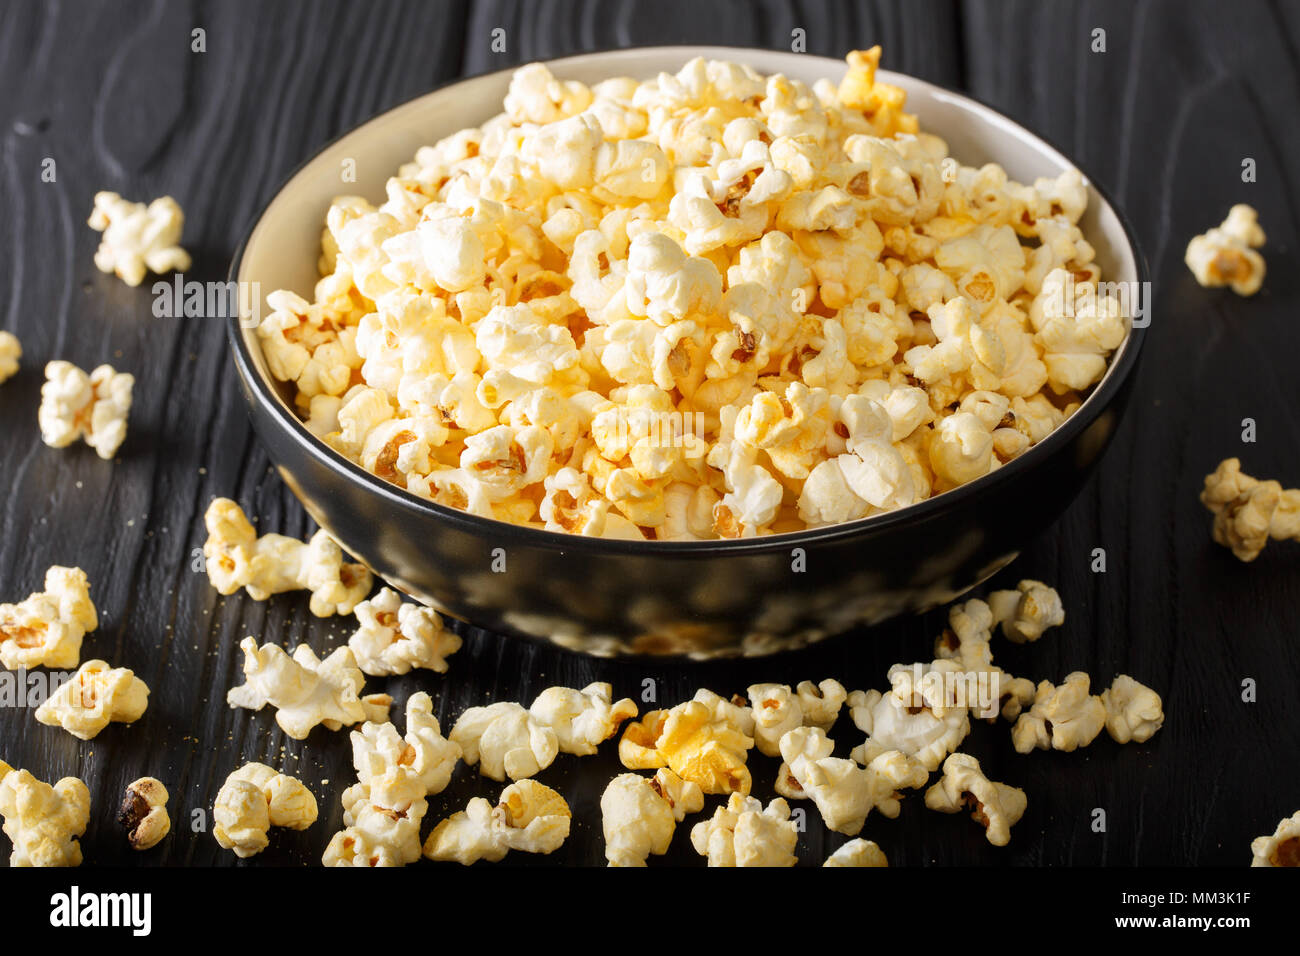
227;44;1149;557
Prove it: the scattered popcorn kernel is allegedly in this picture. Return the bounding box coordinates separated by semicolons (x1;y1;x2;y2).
986;579;1065;643
1200;458;1300;561
1185;204;1266;296
1251;811;1300;867
601;768;704;867
847;686;969;772
824;838;888;867
39;360;134;459
348;586;461;676
424;779;571;865
1100;675;1164;745
690;792;798;867
0;331;19;384
117;777;170;851
202;498;372;615
450;701;559;781
226;637;390;739
0;762;90;867
35;659;148;740
87;191;190;287
528;681;638;755
213;762;317;858
0;566;97;670
925;753;1026;846
1011;672;1106;753
618;693;754;794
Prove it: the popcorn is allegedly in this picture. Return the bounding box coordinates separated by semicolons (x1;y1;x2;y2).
117;777;170;851
847;686;969;772
226;637;391;740
0;566;97;670
0;762;89;867
34;659;149;740
348;587;461;676
690;792;798;867
202;498;372;616
1011;672;1106;753
1185;204;1266;296
424;779;571;865
528;682;638;755
0;331;19;384
262;52;1121;538
601;768;704;867
1251;811;1300;867
450;701;559;781
924;753;1026;846
1100;675;1164;745
824;838;889;867
746;679;846;756
986;579;1065;643
213;763;318;858
619;693;755;794
38;360;134;459
87;191;190;286
1200;458;1300;561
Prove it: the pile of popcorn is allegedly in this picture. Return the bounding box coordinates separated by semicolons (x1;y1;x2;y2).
257;48;1125;539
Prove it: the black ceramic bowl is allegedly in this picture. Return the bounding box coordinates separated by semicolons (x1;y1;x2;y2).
227;48;1147;658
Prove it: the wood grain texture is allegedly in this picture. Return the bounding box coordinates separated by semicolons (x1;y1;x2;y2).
0;0;1295;867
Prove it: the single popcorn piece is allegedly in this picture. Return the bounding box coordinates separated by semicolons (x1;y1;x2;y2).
226;637;391;740
1251;811;1300;867
450;701;559;781
213;763;318;858
690;792;798;867
424;779;571;865
0;566;97;670
1199;458;1300;561
847;686;969;773
347;586;461;676
1185;204;1266;296
528;681;638;755
117;777;170;851
824;838;888;867
202;498;372;616
1100;675;1164;745
87;191;191;287
747;679;848;757
925;753;1026;846
0;331;19;384
38;360;134;459
0;762;90;867
601;768;704;867
986;579;1065;643
1011;672;1106;753
35;659;149;740
619;693;755;794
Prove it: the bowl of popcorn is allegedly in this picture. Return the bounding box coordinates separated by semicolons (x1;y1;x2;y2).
228;46;1146;657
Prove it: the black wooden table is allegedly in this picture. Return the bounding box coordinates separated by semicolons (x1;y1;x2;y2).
1;0;1297;867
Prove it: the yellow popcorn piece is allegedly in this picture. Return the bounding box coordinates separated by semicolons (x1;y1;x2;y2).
213;763;317;859
0;331;19;384
117;777;170;851
618;692;755;794
0;761;90;867
0;566;97;670
1200;458;1300;561
824;838;889;867
38;360;134;459
690;792;798;867
348;586;461;676
600;768;704;867
424;779;571;865
1251;811;1300;867
925;753;1026;847
836;46;917;138
87;191;190;287
34;659;148;740
1185;204;1266;296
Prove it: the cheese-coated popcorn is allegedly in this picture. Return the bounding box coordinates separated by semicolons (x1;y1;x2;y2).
528;681;638;755
619;693;755;794
1100;675;1164;745
226;637;391;740
87;191;190;286
1251;811;1300;867
424;779;571;865
690;792;798;867
601;768;704;867
1185;204;1266;296
1199;458;1300;561
213;763;317;858
824;838;889;867
202;498;372;616
348;587;461;676
0;762;90;867
450;701;559;781
117;777;170;851
0;331;19;384
34;659;149;740
986;579;1065;643
924;753;1025;846
39;361;134;459
0;566;97;670
263;51;1122;538
1010;672;1106;753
